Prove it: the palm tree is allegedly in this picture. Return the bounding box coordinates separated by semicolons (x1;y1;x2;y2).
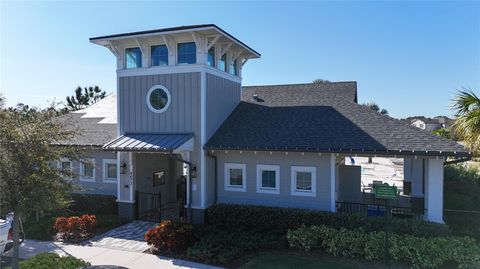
363;102;388;115
452;88;480;155
66;86;106;111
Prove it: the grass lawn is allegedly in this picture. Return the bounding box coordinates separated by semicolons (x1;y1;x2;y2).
240;255;366;269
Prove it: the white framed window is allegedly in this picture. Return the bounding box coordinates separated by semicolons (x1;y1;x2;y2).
80;158;95;182
224;163;246;192
58;158;72;180
124;47;142;69
291;166;316;197
103;159;117;183
256;164;280;194
146;85;171;113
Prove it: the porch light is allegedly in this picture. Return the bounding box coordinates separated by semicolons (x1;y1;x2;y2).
120;161;127;174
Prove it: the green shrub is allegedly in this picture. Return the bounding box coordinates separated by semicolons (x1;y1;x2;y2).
145;220;195;253
288;225;480;269
186;228;285;265
69;193;117;215
206;204;450;237
18;253;90;269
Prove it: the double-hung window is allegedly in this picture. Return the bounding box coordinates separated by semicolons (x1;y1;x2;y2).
151;45;168;66
59;159;72;179
256;164;280;194
80;158;95;182
291;166;316;197
177;42;196;64
103;159;117;183
207;47;216;67
224;163;246;192
125;47;142;69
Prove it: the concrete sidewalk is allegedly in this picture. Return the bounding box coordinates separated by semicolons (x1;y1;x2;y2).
17;240;222;269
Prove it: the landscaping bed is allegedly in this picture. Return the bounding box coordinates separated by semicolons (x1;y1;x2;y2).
3;253;89;269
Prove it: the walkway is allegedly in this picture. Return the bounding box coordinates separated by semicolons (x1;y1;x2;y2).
16;240;222;269
84;221;157;252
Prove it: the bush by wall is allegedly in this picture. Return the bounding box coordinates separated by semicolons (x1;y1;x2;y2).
69;193;117;215
206;204;450;238
145;220;195;254
287;225;480;269
53;214;97;242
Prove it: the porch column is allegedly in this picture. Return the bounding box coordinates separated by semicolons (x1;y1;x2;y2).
424;158;444;223
117;151;135;220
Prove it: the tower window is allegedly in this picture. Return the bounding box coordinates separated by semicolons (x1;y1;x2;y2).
146;85;171;113
219;53;227;72
229;59;238;76
177;42;196;64
151;45;168;66
207;47;215;67
125;47;142;69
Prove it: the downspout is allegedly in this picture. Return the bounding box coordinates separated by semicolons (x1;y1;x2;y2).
207;151;218;204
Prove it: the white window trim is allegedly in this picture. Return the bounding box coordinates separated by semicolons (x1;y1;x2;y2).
256;164;280;194
149;44;169;67
224;163;246;192
80;158;96;182
146;85;171;113
103;159;118;184
291;166;317;197
58;158;72;180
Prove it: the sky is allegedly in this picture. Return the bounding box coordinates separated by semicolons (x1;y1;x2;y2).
0;1;479;119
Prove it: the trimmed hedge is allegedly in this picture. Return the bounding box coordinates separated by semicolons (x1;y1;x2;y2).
206;204;450;237
69;193;117;215
145;220;195;253
18;253;90;269
287;225;480;269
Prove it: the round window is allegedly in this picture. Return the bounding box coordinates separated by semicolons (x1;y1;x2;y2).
146;85;171;113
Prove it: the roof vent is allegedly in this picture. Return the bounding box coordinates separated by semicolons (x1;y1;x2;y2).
251;94;264;102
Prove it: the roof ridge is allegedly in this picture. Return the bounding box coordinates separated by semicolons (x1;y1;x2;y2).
243;81;357;88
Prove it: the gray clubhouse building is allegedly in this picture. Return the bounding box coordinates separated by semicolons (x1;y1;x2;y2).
61;24;469;224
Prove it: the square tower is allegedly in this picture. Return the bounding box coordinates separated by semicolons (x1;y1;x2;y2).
90;25;260;221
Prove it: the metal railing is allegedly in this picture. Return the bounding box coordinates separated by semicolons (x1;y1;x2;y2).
136;190;161;222
336;201;425;220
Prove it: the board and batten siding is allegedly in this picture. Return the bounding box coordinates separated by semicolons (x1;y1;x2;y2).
118;73;201;134
205;73;241;140
215;151;334;211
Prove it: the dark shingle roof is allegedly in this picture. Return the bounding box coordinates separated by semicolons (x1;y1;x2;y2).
206;82;469;157
54;113;117;147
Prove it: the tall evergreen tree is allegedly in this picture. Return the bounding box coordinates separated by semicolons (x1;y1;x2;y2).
363;102;389;115
66;86;106;111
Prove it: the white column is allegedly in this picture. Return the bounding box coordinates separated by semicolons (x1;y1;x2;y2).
330;153;336;212
425;158;444;223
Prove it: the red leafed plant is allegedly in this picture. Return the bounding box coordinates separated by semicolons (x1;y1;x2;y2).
53;214;97;242
145;220;195;253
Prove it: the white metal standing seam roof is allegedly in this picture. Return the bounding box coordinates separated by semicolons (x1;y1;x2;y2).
103;133;194;152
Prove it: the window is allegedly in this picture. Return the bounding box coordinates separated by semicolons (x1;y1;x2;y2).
103;159;117;183
60;161;72;172
80;159;95;182
256;164;280;194
177;42;196;64
291;166;316;197
224;163;246;192
125;47;142;69
207;47;216;67
229;59;238;76
146;85;171;113
219;53;227;72
151;45;168;66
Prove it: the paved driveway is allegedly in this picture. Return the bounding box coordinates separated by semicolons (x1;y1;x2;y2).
83;221;157;252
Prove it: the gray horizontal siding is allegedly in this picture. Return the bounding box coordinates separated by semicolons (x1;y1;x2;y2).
215;151;333;211
206;73;241;140
71;149;117;196
119;73;201;134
